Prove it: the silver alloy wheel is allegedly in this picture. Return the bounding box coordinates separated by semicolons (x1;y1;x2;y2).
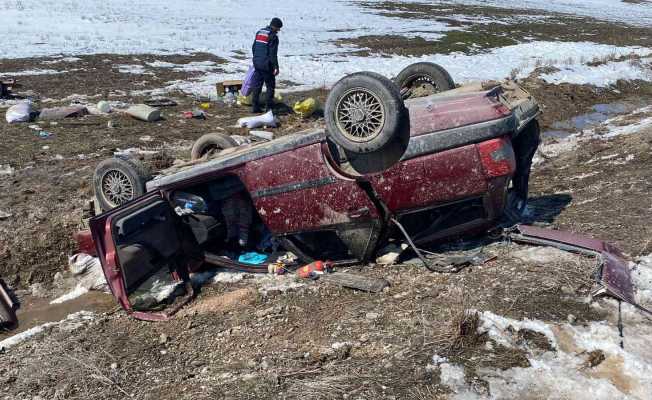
335;87;386;143
101;169;134;208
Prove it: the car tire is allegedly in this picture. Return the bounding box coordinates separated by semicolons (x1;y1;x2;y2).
190;133;239;161
325;71;409;154
94;157;151;212
395;62;455;99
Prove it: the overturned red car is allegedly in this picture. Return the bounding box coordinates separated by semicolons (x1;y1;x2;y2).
86;64;541;319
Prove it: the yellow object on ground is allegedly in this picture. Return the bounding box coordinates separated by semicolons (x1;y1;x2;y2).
237;92;283;107
237;94;253;106
293;97;318;118
199;102;211;109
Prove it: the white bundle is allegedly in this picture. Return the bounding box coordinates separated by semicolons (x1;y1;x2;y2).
5;101;32;123
237;110;278;129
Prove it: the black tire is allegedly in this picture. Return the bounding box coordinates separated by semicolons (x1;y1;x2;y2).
190;133;238;161
395;62;455;99
325;71;409;154
93;157;151;212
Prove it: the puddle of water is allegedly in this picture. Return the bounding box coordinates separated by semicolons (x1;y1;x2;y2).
543;102;639;139
0;291;115;340
592;103;629;114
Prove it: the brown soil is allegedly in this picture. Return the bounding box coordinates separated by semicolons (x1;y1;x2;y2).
347;2;652;56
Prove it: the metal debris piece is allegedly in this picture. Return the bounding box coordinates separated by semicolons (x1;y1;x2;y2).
144;98;177;107
321;272;389;293
505;224;650;316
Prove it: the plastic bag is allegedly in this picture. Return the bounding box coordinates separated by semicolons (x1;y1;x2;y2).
5;101;32;123
293;97;318;118
237;93;253;106
237;110;278;129
241;66;256;96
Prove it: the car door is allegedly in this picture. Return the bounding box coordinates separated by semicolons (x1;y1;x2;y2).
89;191;195;321
241;142;384;261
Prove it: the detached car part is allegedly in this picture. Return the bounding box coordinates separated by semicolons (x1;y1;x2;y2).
506;224;651;316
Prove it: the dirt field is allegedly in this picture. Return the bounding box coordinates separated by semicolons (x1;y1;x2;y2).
1;13;652;398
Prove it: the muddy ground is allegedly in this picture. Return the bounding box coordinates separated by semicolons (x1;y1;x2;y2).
346;2;652;56
1;46;652;399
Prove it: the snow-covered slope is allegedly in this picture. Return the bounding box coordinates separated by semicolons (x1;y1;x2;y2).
1;1;651;92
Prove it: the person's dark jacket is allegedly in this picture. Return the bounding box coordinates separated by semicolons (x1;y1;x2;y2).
252;26;279;72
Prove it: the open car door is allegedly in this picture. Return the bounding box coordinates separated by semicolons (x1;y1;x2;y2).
89;192;195;321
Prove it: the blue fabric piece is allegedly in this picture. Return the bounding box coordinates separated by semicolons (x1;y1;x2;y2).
238;252;268;265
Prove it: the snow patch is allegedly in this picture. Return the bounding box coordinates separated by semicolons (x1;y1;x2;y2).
541;57;652;86
510;246;580;265
50;286;89;304
147;60;220;72
451;0;652;27
116;64;149;74
0;311;95;350
632;254;652;307
42;56;81;64
0;69;66;77
435;256;652;399
479;311;557;349
1;1;650;91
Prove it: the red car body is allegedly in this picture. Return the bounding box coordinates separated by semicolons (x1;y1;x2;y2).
88;83;539;319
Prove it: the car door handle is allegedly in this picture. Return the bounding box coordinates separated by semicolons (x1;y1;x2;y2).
347;207;370;219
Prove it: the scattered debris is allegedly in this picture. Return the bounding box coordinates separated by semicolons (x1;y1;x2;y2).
182;109;206;119
96;100;112;113
296;260;331;279
5;101;33;123
143;98;177;108
237;110;278;128
39;105;88;121
321;272;389;293
0;165;14;176
293;97;318;118
249;130;274;140
0;210;12;220
0;79;15;99
216;79;243;97
376;243;408;265
126;104;161;122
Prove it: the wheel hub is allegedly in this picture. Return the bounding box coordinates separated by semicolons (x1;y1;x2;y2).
351;108;366;123
101;170;134;207
335;87;386;143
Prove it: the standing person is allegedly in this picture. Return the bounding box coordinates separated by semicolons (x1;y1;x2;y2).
251;17;282;113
